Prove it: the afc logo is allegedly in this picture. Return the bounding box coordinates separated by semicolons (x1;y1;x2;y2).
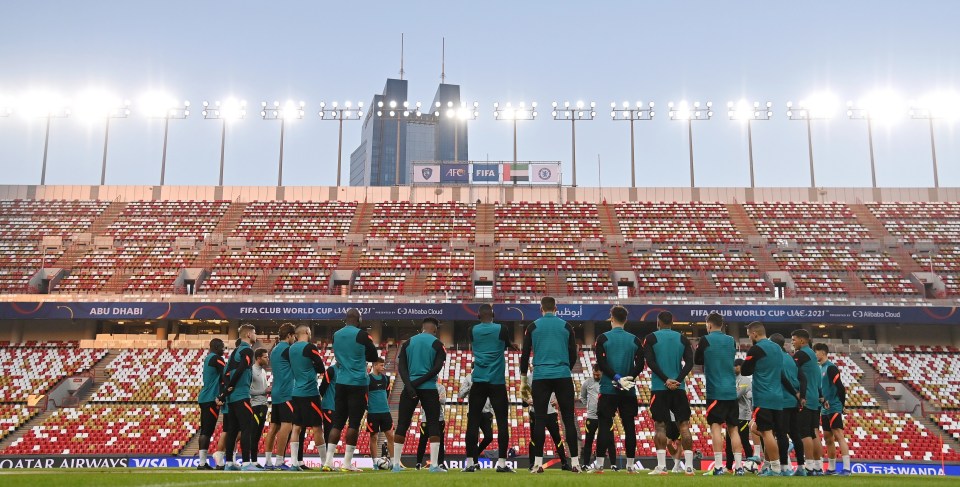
446;168;466;176
538;167;552;180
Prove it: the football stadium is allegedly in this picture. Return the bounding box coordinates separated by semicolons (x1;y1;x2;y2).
1;1;960;485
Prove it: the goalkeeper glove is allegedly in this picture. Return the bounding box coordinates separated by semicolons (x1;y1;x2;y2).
520;376;532;403
618;375;636;390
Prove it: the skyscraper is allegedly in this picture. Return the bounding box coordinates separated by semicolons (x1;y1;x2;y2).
349;79;469;186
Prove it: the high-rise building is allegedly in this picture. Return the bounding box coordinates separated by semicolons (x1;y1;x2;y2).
350;79;469;186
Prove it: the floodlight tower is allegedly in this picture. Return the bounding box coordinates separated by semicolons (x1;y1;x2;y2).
141;93;189;186
728;100;772;188
261;100;305;187
847;90;907;188
492;102;538;172
551;100;596;187
202;98;247;186
16;92;71;185
786;93;839;188
319;101;364;186
610;101;655;187
910;92;960;189
73;91;131;185
439;101;479;163
668;100;713;188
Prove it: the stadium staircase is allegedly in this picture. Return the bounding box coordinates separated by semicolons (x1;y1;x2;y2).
52;201;127;268
406;272;427;295
475;204;495;236
349;203;375;238
102;272;131;294
597;202;621;240
0;408;54;451
842;271;873;297
250;271;275;295
851;204;923;274
727;203;761;237
210;202;247;238
691;272;719;297
545;272;565;296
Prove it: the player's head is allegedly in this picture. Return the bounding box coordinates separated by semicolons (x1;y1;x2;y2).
592;363;601;380
278;322;296;343
657;311;673;329
372;356;385;375
609;305;628;326
540;296;557;314
345;308;362;325
791;329;811;350
705;312;723;332
769;333;786;350
813;342;829;363
295;324;312;341
421;317;440;335
734;358;744;375
238;323;257;344
478;303;494;322
255;347;269;366
209;338;224;355
746;321;766;343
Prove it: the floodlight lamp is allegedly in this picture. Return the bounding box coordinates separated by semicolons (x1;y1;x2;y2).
403;101;409;108
138;91;179;118
916;91;960;121
377;101;384;108
552;101;558;108
493;102;499;108
389;100;397;108
576;101;584;108
531;102;537;108
345;101;351;108
857;89;907;123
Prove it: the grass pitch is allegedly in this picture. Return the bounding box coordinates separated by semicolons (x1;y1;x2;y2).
0;469;955;486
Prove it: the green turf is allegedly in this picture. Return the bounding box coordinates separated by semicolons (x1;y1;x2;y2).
0;469;954;486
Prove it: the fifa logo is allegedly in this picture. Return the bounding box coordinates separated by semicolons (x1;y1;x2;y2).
475;170;496;177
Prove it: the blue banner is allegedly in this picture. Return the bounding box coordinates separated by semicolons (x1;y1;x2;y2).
0;302;958;324
472;163;500;182
440;163;469;183
848;461;959;476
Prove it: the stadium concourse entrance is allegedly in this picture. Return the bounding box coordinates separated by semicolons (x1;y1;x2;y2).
0;316;890;348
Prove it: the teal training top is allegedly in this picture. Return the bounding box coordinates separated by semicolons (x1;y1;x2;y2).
694;331;737;400
367;373;391;414
400;332;446;390
740;338;783;410
333;325;380;387
470;322;511;385
286;341;326;398
520;313;577;380
643;328;693;392
269;341;293;404
780;350;800;409
595;327;643;395
224;342;253;403
820;360;846;415
795;346;821;411
319;366;337;410
198;352;225;404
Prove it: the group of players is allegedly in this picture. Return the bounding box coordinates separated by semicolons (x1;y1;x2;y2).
196;297;852;476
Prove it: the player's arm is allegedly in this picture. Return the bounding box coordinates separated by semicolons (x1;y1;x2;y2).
780;371;798;397
565;322;578;370
793;352;809;402
828;364;846;406
629;336;645;376
500;323;519;351
739;344;764;376
411;339;446;389
319;367;335;396
219;347;252;401
677;335;694;382
693;335;708;366
519;323;536;376
594;334;616;378
737;377;750;399
579;377;588;404
642;334;669;383
398;341;414;391
357;330;381;363
303;343;326;374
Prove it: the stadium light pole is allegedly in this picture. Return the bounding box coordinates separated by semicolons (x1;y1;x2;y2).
375;100;422;185
786;93;839;188
16;91;70;185
551;100;596;187
202;98;247;186
610;101;655;188
668;100;713;188
910;91;960;189
261;100;305;187
493;102;537;185
728;100;772;188
440;100;479;163
74;91;131;186
847;90;907;189
141;93;189;186
319;101;364;186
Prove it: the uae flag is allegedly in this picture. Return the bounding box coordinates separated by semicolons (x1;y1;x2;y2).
502;163;529;182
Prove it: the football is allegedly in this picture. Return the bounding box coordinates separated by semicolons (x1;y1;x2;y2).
373;456;393;471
